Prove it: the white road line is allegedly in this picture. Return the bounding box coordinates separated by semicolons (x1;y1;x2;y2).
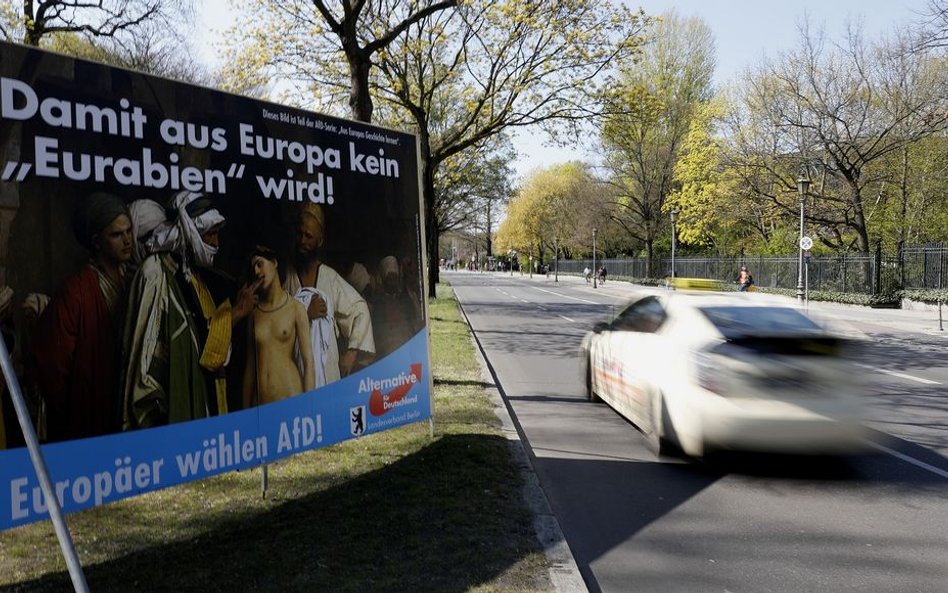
532;286;599;304
496;286;538;306
854;363;941;385
867;441;948;479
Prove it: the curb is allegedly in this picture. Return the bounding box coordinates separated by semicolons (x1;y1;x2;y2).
454;297;589;593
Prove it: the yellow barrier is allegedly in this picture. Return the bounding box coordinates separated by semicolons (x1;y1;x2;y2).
670;277;727;291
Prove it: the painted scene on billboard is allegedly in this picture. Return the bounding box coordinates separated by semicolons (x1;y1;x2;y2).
0;42;431;530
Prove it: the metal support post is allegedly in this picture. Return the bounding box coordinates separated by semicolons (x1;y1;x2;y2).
592;229;598;289
555;238;559;282
796;168;810;303
0;337;89;593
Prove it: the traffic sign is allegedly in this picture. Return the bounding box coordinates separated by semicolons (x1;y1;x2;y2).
800;236;813;250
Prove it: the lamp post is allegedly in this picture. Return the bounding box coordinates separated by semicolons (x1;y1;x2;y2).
670;209;678;283
554;237;559;282
796;167;811;303
592;228;598;289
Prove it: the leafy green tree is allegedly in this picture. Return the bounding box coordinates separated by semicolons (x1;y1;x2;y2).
664;99;728;246
726;20;948;253
599;11;715;273
363;0;647;294
223;0;456;122
436;135;515;252
869;134;948;248
495;161;604;262
665;97;789;255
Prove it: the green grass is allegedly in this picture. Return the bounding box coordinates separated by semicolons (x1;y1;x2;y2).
0;284;552;593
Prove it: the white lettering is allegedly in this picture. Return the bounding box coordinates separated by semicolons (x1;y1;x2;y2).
358;370;420;394
1;77;147;137
277;422;292;453
10;477;28;520
1;77;37;121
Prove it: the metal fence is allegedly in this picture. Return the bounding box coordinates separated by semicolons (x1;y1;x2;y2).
900;243;948;290
552;243;948;294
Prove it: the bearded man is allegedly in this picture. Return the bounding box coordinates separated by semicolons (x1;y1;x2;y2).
121;192;257;429
285;203;374;383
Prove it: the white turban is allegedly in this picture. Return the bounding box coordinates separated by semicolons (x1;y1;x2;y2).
145;191;225;280
346;262;371;293
128;199;167;263
378;256;401;295
379;256;399;278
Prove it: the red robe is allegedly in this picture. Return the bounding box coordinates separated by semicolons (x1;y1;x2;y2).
33;265;120;441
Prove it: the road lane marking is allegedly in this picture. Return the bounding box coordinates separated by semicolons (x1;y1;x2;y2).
854;363;941;385
532;286;599;304
495;286;580;320
867;441;948;479
496;287;534;303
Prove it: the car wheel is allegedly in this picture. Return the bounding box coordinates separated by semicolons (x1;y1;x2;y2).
585;351;601;403
647;392;672;457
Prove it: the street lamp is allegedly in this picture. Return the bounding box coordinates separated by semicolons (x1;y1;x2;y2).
554;237;559;282
592;228;598;289
796;166;811;303
670;209;678;283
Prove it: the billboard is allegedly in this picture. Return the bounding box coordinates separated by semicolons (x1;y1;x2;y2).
0;42;430;530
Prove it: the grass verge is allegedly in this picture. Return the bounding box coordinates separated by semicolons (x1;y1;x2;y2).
0;283;552;593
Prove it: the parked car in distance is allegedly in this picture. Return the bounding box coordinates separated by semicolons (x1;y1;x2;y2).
581;290;869;458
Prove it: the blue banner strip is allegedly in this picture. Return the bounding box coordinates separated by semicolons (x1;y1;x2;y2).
0;330;431;530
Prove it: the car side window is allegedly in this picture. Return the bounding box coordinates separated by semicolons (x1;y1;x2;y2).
613;297;667;333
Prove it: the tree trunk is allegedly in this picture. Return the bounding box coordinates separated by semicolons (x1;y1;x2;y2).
347;49;373;122
420;145;439;299
646;239;654;277
485;202;493;260
849;183;870;252
23;0;41;46
899;146;909;247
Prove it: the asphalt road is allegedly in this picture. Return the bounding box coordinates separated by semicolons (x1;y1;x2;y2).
446;270;948;593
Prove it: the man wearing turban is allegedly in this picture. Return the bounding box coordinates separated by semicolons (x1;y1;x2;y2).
285;203;374;385
32;192;133;441
369;256;424;358
121;192;257;429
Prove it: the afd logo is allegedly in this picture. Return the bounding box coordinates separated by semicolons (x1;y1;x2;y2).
359;363;423;417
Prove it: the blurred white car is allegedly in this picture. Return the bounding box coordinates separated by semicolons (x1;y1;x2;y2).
581;291;868;457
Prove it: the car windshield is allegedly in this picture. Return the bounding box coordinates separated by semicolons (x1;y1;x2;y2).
698;306;822;339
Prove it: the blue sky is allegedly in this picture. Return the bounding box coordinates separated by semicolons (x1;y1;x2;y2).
633;0;924;83
197;0;929;178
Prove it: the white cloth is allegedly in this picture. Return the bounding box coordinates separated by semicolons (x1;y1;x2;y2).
292;287;336;387
346;262;371;294
21;292;50;318
144;191;224;279
128;199;167;264
286;263;375;384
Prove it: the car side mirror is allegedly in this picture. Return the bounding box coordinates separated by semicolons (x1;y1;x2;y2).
593;321;610;334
